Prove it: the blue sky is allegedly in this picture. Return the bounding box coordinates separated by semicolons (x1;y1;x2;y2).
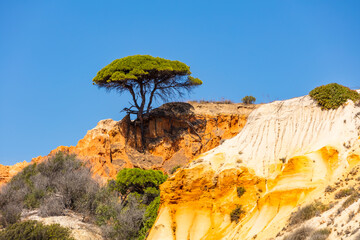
1;1;360;165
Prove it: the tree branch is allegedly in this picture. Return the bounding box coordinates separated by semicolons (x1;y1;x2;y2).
125;85;140;110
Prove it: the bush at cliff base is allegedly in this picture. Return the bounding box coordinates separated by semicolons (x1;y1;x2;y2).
0;152;100;228
0;220;74;240
0;153;167;240
309;83;360;110
95;168;167;240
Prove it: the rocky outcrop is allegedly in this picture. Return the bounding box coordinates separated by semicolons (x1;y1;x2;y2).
148;93;360;240
0;161;30;186
0;102;256;186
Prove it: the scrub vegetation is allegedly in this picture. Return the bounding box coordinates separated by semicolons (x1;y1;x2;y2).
242;95;256;104
309;83;360;110
289;201;329;226
0;220;74;240
0;152;167;240
284;227;331;240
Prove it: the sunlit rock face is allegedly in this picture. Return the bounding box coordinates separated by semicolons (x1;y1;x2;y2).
148;93;360;240
0;161;30;186
0;102;256;185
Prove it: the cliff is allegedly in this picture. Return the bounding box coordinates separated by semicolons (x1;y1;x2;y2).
148;93;360;240
4;93;360;239
0;102;256;186
0;161;30;186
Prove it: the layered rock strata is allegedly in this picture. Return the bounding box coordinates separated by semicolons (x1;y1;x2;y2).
148;93;360;240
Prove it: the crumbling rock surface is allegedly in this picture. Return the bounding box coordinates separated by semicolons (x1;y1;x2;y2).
0;102;256;185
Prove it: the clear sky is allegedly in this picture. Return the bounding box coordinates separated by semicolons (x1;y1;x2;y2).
1;1;360;165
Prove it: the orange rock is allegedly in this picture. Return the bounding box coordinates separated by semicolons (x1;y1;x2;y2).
0;161;30;187
0;102;256;185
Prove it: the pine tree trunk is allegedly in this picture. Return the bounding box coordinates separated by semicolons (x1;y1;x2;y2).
138;109;145;152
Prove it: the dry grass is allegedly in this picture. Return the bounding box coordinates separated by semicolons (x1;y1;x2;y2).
284;226;313;240
334;187;355;199
342;193;360;209
189;98;234;104
289;201;328;226
308;228;331;240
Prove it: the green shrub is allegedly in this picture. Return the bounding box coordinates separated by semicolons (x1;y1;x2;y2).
9;164;38;194
95;202;116;226
0;156;167;239
137;196;161;240
113;168;167;196
309;83;360;110
96;168;167;240
242;96;256;104
230;205;245;223
170;165;181;174
289;201;328;226
0;220;74;240
24;189;45;209
237;186;246;198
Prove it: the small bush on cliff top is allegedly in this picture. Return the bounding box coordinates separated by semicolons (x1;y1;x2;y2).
309;83;360;110
242;95;256;104
0;220;74;240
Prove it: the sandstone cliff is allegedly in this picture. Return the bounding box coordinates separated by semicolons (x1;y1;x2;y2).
4;93;360;240
148;93;360;240
0;161;30;186
0;102;256;186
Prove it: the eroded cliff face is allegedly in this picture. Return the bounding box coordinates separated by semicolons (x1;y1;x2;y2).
0;102;256;186
148;94;360;240
0;161;30;186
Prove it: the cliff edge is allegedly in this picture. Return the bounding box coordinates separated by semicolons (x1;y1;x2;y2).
0;102;257;186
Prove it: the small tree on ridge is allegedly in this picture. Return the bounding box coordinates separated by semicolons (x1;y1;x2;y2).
242;95;256;104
